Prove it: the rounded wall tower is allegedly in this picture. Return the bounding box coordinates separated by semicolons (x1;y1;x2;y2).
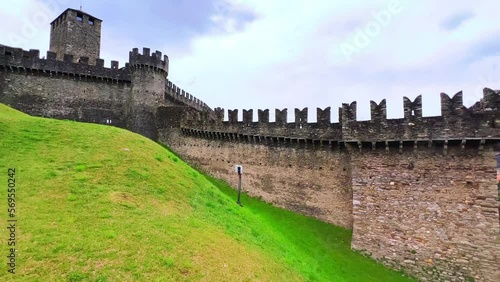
127;47;169;140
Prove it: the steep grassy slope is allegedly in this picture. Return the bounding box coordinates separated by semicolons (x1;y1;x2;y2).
0;104;414;282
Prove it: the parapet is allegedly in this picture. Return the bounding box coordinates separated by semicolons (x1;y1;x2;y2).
0;45;130;83
371;100;387;121
182;88;500;143
317;107;331;124
214;107;224;121
243;109;253;124
228;109;238;123
295;108;308;124
129;47;169;75
339;102;357;124
258;109;269;123
403;95;422;119
276;108;288;125
164;79;212;112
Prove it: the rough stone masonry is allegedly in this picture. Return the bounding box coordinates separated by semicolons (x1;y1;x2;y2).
0;7;499;282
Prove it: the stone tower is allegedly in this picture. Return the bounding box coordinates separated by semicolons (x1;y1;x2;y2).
49;8;102;65
128;47;169;140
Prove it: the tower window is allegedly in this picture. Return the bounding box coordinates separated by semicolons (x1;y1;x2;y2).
76;13;83;22
89;18;94;25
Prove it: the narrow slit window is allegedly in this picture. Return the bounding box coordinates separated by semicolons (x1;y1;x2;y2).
76;13;83;22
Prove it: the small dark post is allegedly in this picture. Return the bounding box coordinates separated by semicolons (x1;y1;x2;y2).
235;165;243;206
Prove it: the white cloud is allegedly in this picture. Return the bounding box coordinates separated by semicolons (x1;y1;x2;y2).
0;0;73;52
168;0;500;121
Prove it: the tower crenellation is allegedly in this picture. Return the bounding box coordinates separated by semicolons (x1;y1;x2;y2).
129;47;169;75
127;47;170;140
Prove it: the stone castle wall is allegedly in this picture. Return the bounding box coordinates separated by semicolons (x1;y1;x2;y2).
166;134;353;228
350;146;499;282
171;90;500;282
0;46;211;129
0;67;130;127
168;129;499;282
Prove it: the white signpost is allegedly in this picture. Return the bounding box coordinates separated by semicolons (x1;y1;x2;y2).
235;165;243;206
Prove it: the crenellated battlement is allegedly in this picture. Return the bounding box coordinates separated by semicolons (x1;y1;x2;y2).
403;95;422;119
164;79;211;112
0;45;130;83
0;45;212;115
370;99;387;121
181;89;500;144
129;47;168;75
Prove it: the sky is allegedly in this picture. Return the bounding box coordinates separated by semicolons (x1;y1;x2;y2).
0;0;499;122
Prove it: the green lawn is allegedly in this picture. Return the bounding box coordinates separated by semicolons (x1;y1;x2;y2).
0;104;415;281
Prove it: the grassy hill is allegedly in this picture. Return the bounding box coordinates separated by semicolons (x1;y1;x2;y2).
0;104;415;282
